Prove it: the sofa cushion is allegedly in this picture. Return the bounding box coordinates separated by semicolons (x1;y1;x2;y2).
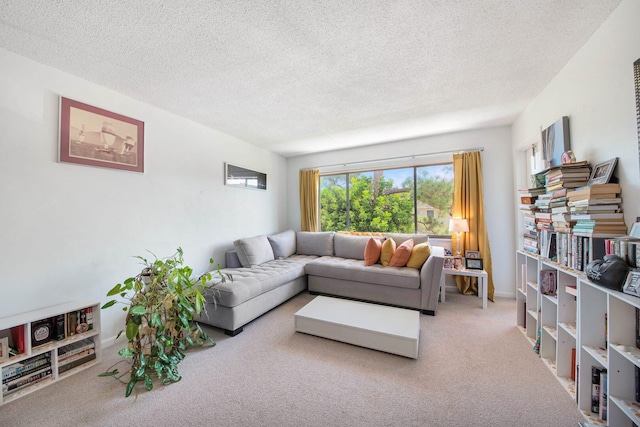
233;235;275;267
267;230;296;259
364;238;382;266
205;255;319;307
296;231;334;256
334;233;377;260
386;233;429;245
389;239;414;267
380;238;396;266
406;242;431;269
305;257;420;289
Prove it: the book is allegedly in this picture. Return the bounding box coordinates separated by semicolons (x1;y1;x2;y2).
567;183;622;198
58;352;96;374
592;366;605;413
540;270;557;295
568;197;622;206
10;325;25;354
2;353;50;383
571;348;576;381
599;371;607;421
53;313;65;340
58;339;95;360
570;212;624;220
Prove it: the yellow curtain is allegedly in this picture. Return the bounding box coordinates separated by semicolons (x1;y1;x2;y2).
452;151;494;301
299;169;319;232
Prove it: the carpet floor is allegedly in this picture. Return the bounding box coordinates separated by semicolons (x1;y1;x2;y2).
1;291;583;426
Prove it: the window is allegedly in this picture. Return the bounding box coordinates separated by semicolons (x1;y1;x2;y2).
320;163;453;235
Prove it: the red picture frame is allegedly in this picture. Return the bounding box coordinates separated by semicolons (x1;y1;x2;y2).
59;97;144;173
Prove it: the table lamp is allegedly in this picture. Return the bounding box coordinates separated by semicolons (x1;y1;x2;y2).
449;218;469;257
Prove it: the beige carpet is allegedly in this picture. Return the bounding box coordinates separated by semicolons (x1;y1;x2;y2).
1;291;583;426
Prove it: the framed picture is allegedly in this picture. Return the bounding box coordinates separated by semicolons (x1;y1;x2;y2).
465;258;484;270
465;250;480;259
634;58;639;174
225;163;267;190
623;271;640;298
0;337;8;361
443;256;455;269
453;256;463;270
588;158;617;186
541;116;570;168
59;97;145;173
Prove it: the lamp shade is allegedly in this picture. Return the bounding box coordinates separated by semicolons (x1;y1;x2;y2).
449;218;469;233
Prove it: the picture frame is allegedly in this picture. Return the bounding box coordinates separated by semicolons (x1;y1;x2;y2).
623;270;640;298
465;258;484;270
587;158;617;186
443;256;455;269
0;337;8;361
225;163;267;190
634;58;639;174
59;97;144;173
465;250;480;259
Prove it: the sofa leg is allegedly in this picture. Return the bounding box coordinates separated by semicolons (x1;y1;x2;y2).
421;310;436;316
224;327;243;336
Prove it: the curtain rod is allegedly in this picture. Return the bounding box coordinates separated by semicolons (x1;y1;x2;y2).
301;147;484;171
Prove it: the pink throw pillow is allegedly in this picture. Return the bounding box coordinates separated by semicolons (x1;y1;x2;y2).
364;238;382;266
389;239;414;267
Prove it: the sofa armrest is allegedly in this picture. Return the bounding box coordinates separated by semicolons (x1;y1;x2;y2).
419;246;445;313
225;250;243;269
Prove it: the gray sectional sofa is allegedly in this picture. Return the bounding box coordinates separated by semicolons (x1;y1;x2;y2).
197;230;445;336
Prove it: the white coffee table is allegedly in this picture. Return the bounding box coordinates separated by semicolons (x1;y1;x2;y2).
294;296;420;359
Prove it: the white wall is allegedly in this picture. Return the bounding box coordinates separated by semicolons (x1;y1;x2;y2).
512;0;640;231
286;127;516;298
0;48;287;340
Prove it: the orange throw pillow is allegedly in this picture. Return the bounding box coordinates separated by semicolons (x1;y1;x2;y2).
380;238;396;266
364;238;382;266
389;239;414;267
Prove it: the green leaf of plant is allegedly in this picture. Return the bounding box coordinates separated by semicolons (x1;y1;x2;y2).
98;369;119;377
145;376;153;390
151;312;162;328
101;300;117;309
136;366;146;378
119;347;134;358
130;305;147;316
124;277;135;285
178;312;190;329
125;378;136;397
106;284;122;296
195;291;203;314
126;320;139;341
116;330;123;340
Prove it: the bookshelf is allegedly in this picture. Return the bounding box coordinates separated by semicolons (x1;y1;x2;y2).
0;300;101;406
517;249;640;426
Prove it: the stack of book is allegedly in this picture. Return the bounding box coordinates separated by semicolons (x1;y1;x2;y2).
535;193;554;258
549;188;573;234
544;162;591;192
57;338;96;374
519;187;545;254
568;183;626;236
1;353;52;396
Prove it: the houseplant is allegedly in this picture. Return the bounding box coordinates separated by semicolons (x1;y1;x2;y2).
100;247;231;397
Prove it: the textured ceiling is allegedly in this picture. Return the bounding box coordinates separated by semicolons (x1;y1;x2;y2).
0;1;622;157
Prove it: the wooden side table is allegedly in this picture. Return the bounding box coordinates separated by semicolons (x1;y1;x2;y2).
441;268;488;309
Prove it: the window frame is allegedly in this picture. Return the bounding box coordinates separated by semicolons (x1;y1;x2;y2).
319;162;453;237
